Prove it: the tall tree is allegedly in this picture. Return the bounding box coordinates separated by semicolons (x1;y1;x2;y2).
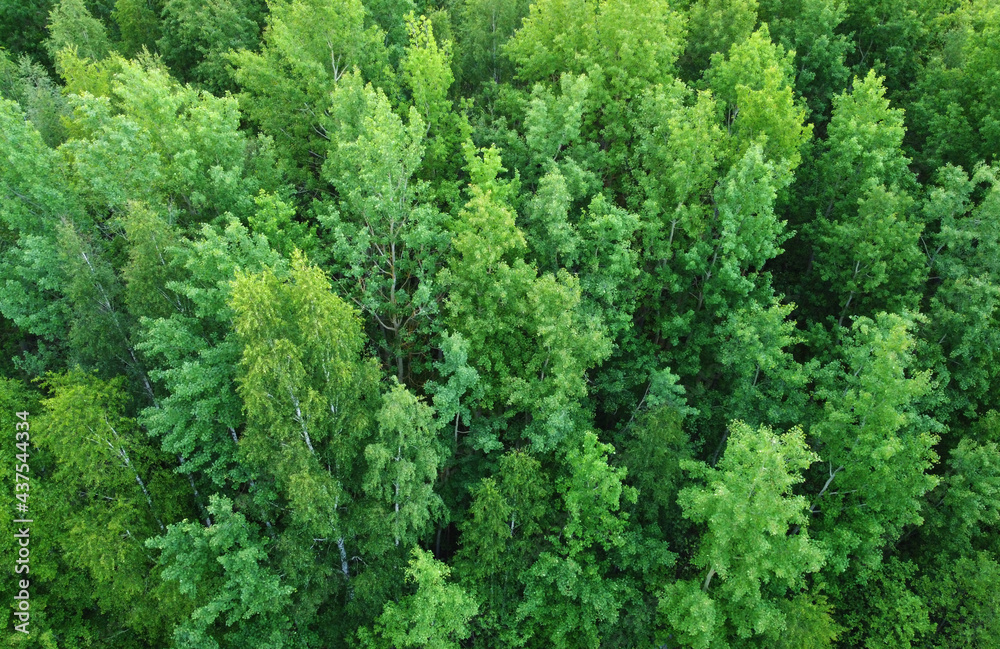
808;313;940;571
149;495;296;648
157;0;266;92
231;252;380;586
319;74;445;381
916;164;1000;420
798;71;924;323
660;421;826;648
45;0;113;66
30;370;190;646
438;146;610;452
229;0;392;185
360;548;478;649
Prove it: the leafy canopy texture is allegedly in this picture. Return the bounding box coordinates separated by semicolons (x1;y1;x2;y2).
2;1;998;647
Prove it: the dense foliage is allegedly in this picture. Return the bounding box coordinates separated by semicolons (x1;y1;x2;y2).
2;0;999;646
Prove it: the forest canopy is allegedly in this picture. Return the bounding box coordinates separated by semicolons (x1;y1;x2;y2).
1;0;999;647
